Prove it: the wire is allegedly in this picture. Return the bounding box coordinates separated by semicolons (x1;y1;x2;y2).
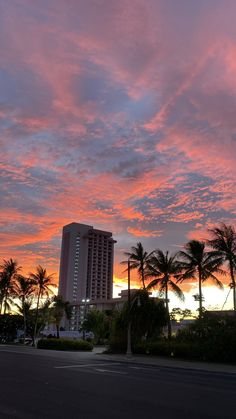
221;287;232;310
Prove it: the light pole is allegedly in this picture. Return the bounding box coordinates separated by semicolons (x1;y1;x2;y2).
82;298;90;339
126;259;132;356
126;262;141;356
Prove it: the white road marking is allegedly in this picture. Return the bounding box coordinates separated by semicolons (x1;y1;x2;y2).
94;368;127;375
54;363;121;369
130;366;160;371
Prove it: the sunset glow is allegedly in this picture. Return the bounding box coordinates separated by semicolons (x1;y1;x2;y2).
1;0;236;311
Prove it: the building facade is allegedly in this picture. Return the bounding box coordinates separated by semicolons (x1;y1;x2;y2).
59;222;116;329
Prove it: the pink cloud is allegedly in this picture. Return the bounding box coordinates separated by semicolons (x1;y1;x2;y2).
1;0;236;307
127;227;162;238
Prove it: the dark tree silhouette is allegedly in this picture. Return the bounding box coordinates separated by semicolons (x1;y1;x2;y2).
178;240;224;318
122;242;151;289
51;295;71;338
208;224;236;311
14;275;35;341
0;259;21;314
30;265;56;345
146;250;184;339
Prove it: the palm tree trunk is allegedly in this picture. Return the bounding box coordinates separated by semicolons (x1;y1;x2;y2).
141;271;146;290
0;284;7;314
229;261;236;312
33;291;41;346
141;264;146;290
198;268;203;319
0;297;3;315
56;324;60;338
165;282;171;339
22;297;27;343
0;288;4;314
3;286;9;315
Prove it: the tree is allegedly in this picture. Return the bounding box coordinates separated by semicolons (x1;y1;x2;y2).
178;240;224;319
14;275;35;342
122;242;151;289
0;314;24;343
51;295;72;338
170;307;193;321
0;259;21;314
127;289;168;342
108;291;167;353
30;266;56;345
82;309;110;344
146;250;184;339
26;299;52;341
208;223;236;311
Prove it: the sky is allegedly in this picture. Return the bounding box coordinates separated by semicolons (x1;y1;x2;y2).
1;0;236;312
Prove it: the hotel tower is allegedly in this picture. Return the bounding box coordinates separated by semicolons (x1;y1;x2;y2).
59;222;116;329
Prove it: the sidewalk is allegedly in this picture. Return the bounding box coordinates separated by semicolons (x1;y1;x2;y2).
93;346;236;375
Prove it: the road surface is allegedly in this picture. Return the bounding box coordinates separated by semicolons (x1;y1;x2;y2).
0;345;235;419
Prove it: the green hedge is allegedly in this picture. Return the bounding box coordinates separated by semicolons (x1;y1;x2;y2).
108;315;236;363
108;337;127;354
133;341;201;358
135;339;236;363
108;339;215;361
37;338;93;351
108;337;236;362
145;341;202;359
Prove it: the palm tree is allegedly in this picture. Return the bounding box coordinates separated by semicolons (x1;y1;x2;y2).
177;240;224;318
0;259;21;314
30;266;56;345
146;250;184;339
208;224;236;311
51;295;71;338
14;275;35;342
122;242;151;289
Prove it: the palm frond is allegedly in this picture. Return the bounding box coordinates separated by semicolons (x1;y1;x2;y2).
169;280;185;301
205;273;224;289
177;268;197;283
146;278;160;290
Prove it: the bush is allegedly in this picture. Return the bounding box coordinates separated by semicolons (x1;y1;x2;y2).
175;314;236;363
146;340;202;359
108;314;236;363
0;314;24;343
133;339;203;359
108;339;203;358
37;338;93;351
107;336;127;354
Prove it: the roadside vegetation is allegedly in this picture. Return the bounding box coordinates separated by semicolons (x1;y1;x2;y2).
0;262;70;344
37;338;93;351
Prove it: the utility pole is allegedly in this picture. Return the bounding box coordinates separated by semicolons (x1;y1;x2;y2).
126;259;132;356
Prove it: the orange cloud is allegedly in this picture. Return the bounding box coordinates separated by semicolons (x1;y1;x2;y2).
1;0;236;311
127;227;162;238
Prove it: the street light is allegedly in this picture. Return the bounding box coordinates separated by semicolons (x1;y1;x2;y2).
126;261;141;356
126;259;132;356
82;298;90;339
193;294;205;302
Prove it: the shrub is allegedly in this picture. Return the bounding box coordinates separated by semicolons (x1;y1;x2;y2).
0;314;24;343
37;338;93;351
108;337;127;354
134;340;203;359
108;313;236;363
175;314;236;363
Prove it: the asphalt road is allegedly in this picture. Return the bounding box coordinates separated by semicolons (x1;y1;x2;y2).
0;346;236;419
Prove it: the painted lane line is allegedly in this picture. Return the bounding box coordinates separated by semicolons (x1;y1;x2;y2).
94;368;127;375
130;366;160;371
54;363;121;369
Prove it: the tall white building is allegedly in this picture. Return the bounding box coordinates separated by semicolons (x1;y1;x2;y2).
58;222;116;329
